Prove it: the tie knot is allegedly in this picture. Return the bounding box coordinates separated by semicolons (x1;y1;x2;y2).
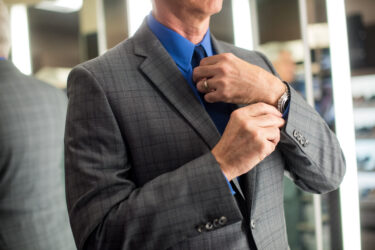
191;45;207;69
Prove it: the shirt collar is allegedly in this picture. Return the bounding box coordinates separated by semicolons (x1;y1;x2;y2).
147;13;213;72
0;57;6;60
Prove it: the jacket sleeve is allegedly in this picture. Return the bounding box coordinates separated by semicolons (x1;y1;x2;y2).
64;65;242;250
255;51;346;194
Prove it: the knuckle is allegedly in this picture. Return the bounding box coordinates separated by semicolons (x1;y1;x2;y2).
216;79;225;87
231;108;240;119
221;53;229;59
221;89;230;100
197;82;203;91
218;65;227;75
231;109;240;119
243;121;252;131
221;81;229;90
223;53;233;60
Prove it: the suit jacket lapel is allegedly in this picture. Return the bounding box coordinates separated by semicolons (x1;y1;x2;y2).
132;21;220;149
211;35;257;211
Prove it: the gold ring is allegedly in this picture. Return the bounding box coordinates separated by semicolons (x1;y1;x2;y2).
203;80;209;91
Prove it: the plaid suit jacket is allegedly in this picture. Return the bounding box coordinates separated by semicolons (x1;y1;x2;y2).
65;21;345;250
0;60;76;250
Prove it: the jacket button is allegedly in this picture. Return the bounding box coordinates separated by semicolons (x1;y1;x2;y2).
293;130;299;138
218;216;227;225
213;218;220;228
196;225;204;233
250;219;256;230
205;222;214;231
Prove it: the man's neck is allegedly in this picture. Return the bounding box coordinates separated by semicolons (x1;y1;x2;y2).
152;10;210;44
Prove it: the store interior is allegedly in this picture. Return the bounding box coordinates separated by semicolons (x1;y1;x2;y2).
3;0;375;249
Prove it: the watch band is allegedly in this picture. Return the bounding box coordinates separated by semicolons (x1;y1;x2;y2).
277;83;290;113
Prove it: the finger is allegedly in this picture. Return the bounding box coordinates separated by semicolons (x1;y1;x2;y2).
251;114;285;128
242;102;282;118
196;78;212;94
260;127;281;144
204;91;221;103
199;54;224;66
193;65;218;82
200;53;236;66
261;140;278;160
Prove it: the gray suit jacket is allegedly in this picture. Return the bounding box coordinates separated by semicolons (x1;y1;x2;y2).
65;21;345;250
0;60;76;250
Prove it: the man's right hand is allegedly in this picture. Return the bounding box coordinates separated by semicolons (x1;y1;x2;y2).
211;103;285;181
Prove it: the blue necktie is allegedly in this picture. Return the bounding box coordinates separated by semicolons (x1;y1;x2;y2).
191;45;234;135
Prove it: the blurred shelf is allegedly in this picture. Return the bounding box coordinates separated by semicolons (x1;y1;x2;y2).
352;68;375;77
353;102;375;108
353;107;375;129
358;172;375;191
356;139;375;172
297;222;315;233
355;134;375;140
351;74;375;98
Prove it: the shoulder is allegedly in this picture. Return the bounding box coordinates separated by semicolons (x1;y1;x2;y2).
0;73;67;139
214;40;258;59
72;38;140;81
0;69;67;107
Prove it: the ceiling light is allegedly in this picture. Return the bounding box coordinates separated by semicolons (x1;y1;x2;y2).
36;0;83;13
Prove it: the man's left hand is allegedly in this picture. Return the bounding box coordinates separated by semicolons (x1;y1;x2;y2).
193;53;286;107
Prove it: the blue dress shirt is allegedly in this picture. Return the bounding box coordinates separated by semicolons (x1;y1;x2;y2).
0;57;5;60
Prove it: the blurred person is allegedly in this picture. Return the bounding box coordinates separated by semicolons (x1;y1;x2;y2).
272;50;297;83
0;1;76;249
65;0;346;249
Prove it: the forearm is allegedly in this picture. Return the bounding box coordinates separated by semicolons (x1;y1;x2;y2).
279;86;346;193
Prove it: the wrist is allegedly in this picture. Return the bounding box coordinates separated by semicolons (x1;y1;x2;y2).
269;78;287;108
211;149;235;181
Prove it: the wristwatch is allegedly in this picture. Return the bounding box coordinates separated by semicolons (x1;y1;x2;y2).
277;82;290;113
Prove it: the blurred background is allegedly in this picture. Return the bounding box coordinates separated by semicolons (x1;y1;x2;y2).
2;0;375;249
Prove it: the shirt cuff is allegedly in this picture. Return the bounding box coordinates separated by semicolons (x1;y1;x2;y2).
282;101;290;119
223;173;236;195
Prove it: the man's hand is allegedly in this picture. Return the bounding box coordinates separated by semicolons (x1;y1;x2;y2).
211;103;285;181
193;53;286;106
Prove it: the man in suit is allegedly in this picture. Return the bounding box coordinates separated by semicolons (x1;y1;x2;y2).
65;0;346;249
0;1;76;249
